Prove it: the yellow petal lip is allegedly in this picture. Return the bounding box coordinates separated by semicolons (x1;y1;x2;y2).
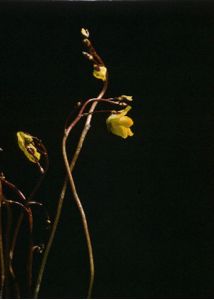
118;95;133;102
17;131;41;163
106;106;134;139
119;116;134;127
93;65;107;81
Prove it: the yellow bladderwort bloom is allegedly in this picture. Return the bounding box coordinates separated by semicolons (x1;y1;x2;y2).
106;106;134;139
93;65;107;81
17;131;41;163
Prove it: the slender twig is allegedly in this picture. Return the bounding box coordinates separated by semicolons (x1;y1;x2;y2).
28;201;51;227
0;177;26;294
0;181;5;298
1;178;26;202
34;81;108;300
33;175;67;299
34;31;108;299
63;93;124;299
26;208;33;297
62;134;94;298
28;142;49;202
7;200;34;299
1;200;20;298
4;203;12;298
5;202;20;298
0;195;30;299
7;145;48;298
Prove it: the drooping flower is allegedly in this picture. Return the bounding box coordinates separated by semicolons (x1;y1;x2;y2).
17;131;41;163
106;106;134;139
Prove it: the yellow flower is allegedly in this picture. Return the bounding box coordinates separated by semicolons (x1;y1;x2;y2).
117;95;133;102
17;131;41;163
93;65;107;81
106;106;134;139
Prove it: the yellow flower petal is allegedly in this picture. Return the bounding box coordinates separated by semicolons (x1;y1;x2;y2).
118;105;132;117
93;65;107;81
111;125;128;139
106;106;134;139
118;95;133;101
127;128;134;137
119;116;134;127
17;131;41;163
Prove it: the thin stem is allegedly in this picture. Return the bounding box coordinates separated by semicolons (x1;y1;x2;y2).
34;30;109;298
69;78;108;172
0;181;5;298
81;109;118;117
6;150;48;298
7;200;34;299
65;97;114;133
33;174;67;299
28;143;49;202
4;203;12;298
5;203;20;298
28;201;51;227
4;202;20;298
62;134;94;298
9;215;23;269
34;79;108;299
5;200;33;297
26;208;33;297
0;178;27;296
1;178;26;202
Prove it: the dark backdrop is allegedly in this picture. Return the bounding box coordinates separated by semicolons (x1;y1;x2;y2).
0;0;214;298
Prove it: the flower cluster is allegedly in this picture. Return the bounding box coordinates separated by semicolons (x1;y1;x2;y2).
81;28;107;82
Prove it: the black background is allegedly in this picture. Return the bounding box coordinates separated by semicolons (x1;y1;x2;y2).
0;0;214;298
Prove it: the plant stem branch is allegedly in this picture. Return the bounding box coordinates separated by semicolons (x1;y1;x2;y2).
0;181;5;298
62;134;94;298
4;203;12;298
34;78;108;299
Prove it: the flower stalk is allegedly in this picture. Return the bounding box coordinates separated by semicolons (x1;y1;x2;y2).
7;27;134;300
0;180;5;299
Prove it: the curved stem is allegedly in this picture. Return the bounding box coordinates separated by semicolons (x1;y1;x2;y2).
7;152;48;298
3;202;21;298
33;174;67;299
4;203;12;298
28;143;49;202
1;178;26;202
62;134;94;298
0;198;31;298
6;200;33;298
5;203;20;298
34;78;108;299
27;209;33;297
0;182;5;298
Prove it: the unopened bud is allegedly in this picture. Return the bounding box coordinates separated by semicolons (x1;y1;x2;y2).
81;28;90;38
83;38;91;47
82;51;93;61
